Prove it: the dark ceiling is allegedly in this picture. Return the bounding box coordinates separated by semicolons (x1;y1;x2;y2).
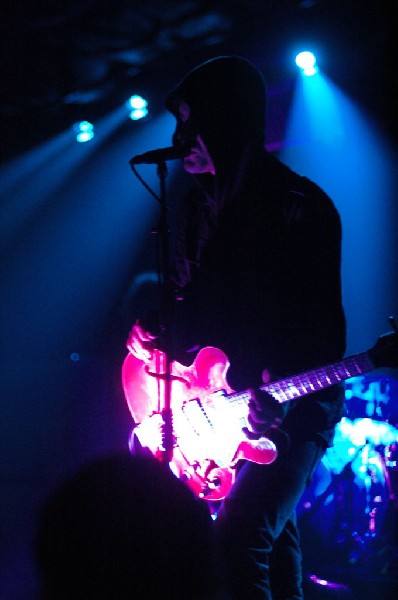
1;0;396;161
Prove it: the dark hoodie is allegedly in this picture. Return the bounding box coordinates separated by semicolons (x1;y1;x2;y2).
165;56;346;446
166;56;266;179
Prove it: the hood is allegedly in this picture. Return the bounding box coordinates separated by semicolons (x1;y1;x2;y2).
165;56;267;183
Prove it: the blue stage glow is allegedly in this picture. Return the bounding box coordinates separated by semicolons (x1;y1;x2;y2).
281;69;397;358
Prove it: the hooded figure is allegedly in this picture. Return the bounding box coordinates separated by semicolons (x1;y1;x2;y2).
127;55;346;599
166;57;345;399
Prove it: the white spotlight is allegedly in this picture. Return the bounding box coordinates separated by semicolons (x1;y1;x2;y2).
128;95;148;110
129;107;148;121
295;51;317;76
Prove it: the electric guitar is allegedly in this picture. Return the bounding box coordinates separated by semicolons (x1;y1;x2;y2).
122;329;397;501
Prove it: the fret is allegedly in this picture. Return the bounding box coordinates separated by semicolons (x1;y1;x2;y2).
330;363;344;382
228;391;251;414
310;368;341;390
230;391;251;405
289;377;307;395
315;368;333;386
347;353;373;376
298;376;316;392
307;375;323;391
266;384;291;402
321;370;332;385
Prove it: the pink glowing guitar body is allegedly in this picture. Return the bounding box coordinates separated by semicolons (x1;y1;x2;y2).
122;346;276;501
122;331;397;501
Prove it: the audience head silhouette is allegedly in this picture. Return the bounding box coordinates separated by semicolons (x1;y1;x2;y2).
35;452;222;599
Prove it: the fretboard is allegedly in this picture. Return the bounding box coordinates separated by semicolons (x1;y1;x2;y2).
261;352;374;404
226;351;375;410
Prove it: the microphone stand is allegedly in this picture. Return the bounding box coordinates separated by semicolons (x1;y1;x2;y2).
155;160;174;465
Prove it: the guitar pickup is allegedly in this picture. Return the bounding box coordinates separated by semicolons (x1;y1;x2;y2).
181;398;213;437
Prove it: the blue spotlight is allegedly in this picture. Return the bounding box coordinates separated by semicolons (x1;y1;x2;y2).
73;121;94;142
126;95;149;121
295;51;317;76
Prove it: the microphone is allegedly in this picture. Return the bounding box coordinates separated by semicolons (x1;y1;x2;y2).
129;144;192;165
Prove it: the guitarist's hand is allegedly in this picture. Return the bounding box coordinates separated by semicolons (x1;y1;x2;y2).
244;370;284;437
126;320;158;363
245;392;284;437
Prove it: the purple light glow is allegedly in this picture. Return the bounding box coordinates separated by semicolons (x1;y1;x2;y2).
309;573;351;592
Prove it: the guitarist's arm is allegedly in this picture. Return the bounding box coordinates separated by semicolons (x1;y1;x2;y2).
125;320;173;457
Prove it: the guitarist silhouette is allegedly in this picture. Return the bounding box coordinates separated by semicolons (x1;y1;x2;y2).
125;55;396;599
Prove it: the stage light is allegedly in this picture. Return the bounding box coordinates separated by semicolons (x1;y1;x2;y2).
128;95;147;109
73;121;94;142
129;107;148;120
295;51;317;76
76;131;94;142
126;95;149;120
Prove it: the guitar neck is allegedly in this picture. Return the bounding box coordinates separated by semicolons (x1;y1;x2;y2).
260;351;374;404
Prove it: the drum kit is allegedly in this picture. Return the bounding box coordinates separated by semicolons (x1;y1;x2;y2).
299;374;398;573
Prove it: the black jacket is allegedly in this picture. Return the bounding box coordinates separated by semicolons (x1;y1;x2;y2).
166;57;346;446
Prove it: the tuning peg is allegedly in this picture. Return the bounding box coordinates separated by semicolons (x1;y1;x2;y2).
388;316;398;334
